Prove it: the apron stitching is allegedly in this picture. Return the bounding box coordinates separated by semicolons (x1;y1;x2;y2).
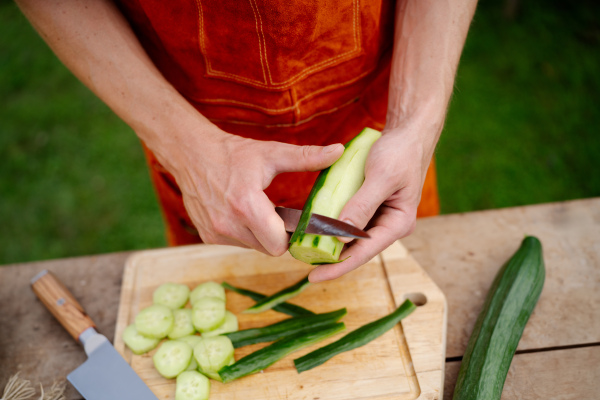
196;0;362;89
209;97;359;128
247;0;269;84
290;87;300;123
249;0;273;85
188;65;375;114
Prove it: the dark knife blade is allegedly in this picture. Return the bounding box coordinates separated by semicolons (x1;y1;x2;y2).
275;207;370;239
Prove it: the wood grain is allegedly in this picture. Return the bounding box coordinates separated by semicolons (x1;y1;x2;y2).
113;241;447;400
444;346;600;400
402;198;600;359
31;270;96;342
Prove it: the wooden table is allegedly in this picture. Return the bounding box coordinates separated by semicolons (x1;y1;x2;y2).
1;198;599;399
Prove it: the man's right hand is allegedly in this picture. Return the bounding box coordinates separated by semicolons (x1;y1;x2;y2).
163;126;344;256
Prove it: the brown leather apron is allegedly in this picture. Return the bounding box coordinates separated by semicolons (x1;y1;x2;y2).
117;0;440;245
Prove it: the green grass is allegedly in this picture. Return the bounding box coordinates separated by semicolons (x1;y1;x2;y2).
1;0;599;264
437;0;600;211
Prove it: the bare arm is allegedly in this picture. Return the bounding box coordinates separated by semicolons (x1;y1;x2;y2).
310;0;478;282
16;0;343;255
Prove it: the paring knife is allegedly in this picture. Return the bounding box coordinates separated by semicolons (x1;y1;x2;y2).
275;206;370;239
31;270;159;400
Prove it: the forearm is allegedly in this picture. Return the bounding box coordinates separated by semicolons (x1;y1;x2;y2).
15;0;218;172
387;0;477;152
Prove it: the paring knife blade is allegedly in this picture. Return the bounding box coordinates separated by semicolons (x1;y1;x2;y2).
31;270;159;400
275;207;370;239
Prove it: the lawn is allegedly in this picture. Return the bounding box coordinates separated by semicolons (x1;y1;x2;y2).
1;0;599;264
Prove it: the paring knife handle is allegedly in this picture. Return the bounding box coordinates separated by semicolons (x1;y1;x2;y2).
31;270;96;343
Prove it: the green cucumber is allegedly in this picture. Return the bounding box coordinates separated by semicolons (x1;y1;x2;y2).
294;299;417;373
452;236;545;400
153;340;194;379
192;297;226;332
218;322;346;383
193;336;235;382
168;308;196;340
122;324;160;355
134;304;174;339
190;281;226;305
289;127;381;265
175;370;210;400
221;282;315;317
243;276;311;314
177;335;203;371
225;308;347;348
203;311;239;337
153;282;190;309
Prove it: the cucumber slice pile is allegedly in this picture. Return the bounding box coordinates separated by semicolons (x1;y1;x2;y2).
123;280;242;396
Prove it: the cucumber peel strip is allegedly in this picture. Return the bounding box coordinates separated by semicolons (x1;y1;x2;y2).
218;322;346;383
225;308;347;348
221;282;315;317
243;276;311;314
293;299;417;373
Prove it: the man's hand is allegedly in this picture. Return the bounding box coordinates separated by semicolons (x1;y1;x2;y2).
168;127;344;256
308;128;430;282
309;0;477;282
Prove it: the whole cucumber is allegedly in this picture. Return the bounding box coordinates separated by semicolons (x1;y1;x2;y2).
453;236;545;400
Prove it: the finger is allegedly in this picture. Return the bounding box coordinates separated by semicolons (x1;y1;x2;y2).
308;208;415;282
245;193;290;257
336;175;399;243
269;143;344;174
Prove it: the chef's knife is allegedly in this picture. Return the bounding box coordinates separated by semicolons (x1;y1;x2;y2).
275;206;370;239
31;270;159;400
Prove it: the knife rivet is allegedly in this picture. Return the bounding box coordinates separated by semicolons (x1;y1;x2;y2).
56;297;66;306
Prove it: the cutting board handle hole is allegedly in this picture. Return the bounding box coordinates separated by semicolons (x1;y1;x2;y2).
404;292;427;307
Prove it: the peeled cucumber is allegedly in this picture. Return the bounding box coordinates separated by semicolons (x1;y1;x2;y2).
289;127;381;265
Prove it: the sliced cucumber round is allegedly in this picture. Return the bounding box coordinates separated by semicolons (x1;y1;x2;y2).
177;336;204;372
203;311;238;337
190;281;226;305
177;334;203;349
192;297;226;333
122;324;160;355
153;282;190;309
153;340;193;379
193;336;235;381
175;370;210;400
168;309;196;340
135;304;174;339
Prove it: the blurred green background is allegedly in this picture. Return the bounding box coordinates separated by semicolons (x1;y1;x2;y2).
1;0;599;264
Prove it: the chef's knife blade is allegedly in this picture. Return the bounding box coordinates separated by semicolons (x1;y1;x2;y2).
275;207;370;239
31;270;159;400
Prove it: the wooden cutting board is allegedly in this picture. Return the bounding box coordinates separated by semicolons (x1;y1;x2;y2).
114;241;447;400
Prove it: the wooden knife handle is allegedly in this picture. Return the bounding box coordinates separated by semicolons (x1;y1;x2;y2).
31;270;96;342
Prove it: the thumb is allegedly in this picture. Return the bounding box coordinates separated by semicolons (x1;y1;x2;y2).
337;176;394;242
270;143;344;174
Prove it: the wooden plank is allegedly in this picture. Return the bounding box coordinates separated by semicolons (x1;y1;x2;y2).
0;252;130;399
114;242;446;400
443;346;600;399
402;198;600;358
